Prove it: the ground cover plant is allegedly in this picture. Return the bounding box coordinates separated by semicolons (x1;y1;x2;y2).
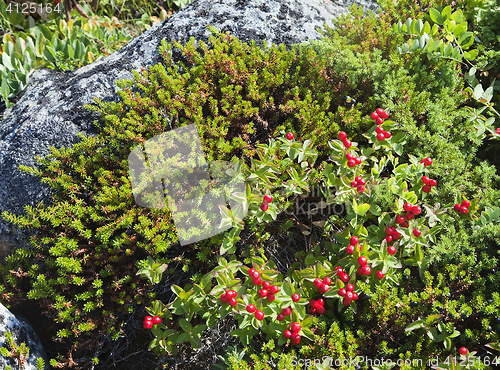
0;0;500;369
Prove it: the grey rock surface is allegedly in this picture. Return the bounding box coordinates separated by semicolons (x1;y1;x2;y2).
0;0;380;257
0;304;49;369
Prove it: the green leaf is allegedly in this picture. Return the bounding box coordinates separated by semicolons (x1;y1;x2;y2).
429;8;444;25
441;6;452;20
282;281;294;296
405;318;426;331
464;49;478;60
425;314;443;326
458;31;474;49
453;22;467;38
426;39;441;52
176;332;190;343
473;84;484;101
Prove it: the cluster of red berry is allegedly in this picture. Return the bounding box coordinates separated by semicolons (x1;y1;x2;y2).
337;283;359;306
454;200;470;215
350;176;366;193
420;157;433;166
276;306;292;321
260;194;273;212
345;235;361;255
245;303;264;320
308;298;325;315
338;131;353;149
370;108;391;141
313;276;332;294
334;266;350;283
220;289;238;307
143;315;161;329
422;176;437;193
283;322;302;345
356;256;371;276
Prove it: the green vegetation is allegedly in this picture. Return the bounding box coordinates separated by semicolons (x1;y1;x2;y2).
0;0;499;369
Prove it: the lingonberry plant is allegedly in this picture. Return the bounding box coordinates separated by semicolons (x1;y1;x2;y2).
135;110;487;354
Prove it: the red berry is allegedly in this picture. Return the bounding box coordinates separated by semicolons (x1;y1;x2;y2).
346;245;355;254
351;180;358;187
406;212;415;220
263;194;273;204
342;297;351;306
284;330;292;339
383;131;392;139
258;289;268;298
286;132;294;140
413;229;422;237
377;133;385;141
340;273;350;283
338;131;347;141
323;276;332;285
376;126;385;134
291;293;300;302
411;206;421;215
379;110;389;119
145;316;153;322
270;285;279;294
462;200;470;208
316;298;325;306
429;179;437;187
309;307;317;315
396;215;405;224
422;176;430;184
392;231;401;240
260;203;269;212
291;322;301;333
376;271;384;280
251;270;260;279
345;284;354;292
370;111;378;120
316;306;325;314
346;291;353;300
357;185;365;193
385;235;393;243
262;281;271;290
350;236;359;245
361;265;371;275
352;292;359;300
357;266;364;275
246;304;256;313
229;297;237;307
220;294;228;303
335;266;343;273
357;178;366;186
143;320;153;329
422;184;432;193
319;284;330;294
267;293;276;302
277;313;284;321
309;299;317;308
291;333;301;345
460;206;469;214
343;139;352;148
282;307;292;316
376;117;384;125
459;347;468;355
496;128;500;134
358;256;368;266
376;108;385;115
226;290;237;298
347;159;356;168
338;288;346;297
354;157;361;165
314;278;323;289
152;316;161;325
454;204;462;212
386;226;396;235
387;246;396;255
346;152;355;160
401;221;409;228
423;157;432;166
254;310;264;320
403;203;413;212
252;277;262;286
248;268;256;276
